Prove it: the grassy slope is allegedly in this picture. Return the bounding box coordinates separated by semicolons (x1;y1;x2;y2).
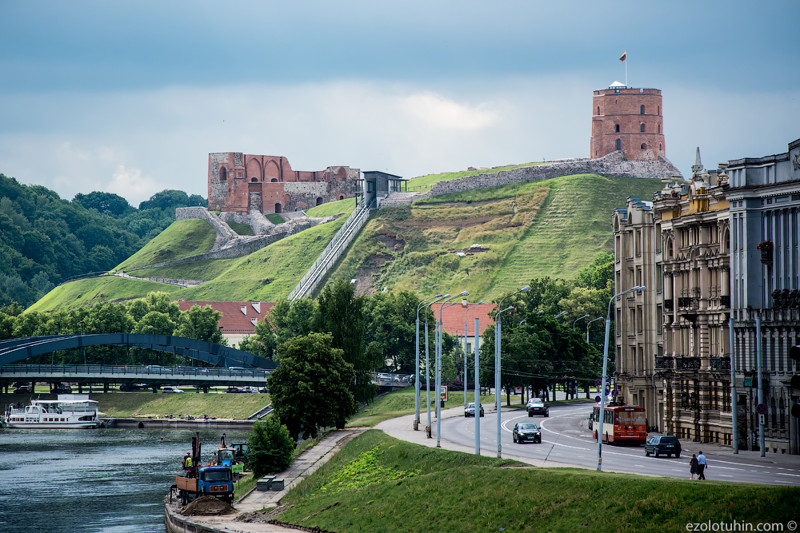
276;430;797;533
27;276;181;313
406;163;543;192
327;174;661;301
117;218;218;271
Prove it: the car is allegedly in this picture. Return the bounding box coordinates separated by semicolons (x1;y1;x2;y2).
226;386;246;393
227;367;246;373
644;435;682;458
119;383;146;391
464;402;484;417
513;422;542;443
527;398;549;417
160;386;184;393
145;365;165;372
51;385;72;394
13;385;33;394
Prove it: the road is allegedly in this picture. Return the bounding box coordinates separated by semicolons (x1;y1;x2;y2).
439;401;800;486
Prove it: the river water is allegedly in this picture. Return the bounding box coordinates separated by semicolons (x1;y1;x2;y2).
0;428;250;532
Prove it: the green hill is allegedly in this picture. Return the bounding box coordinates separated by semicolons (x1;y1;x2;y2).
324;174;661;301
28;174;661;312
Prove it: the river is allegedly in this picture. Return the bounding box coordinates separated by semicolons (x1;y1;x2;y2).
0;427;250;532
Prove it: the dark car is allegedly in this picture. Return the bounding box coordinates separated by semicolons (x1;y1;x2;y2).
513;422;542;443
51;385;72;394
526;398;549;417
13;385;33;394
464;402;484;417
645;435;682;458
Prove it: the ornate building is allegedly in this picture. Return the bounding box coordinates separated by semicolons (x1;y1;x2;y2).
727;138;800;455
208;152;359;215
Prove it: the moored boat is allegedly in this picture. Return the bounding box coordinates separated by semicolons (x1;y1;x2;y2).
4;394;101;429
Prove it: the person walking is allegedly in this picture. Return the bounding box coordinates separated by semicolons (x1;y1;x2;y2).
689;454;698;480
697;451;707;480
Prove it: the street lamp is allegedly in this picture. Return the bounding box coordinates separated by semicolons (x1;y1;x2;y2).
436;291;468;446
425;294;449;434
495;285;530;458
415;294;442;430
596;285;645;471
572;314;590;329
464;301;484;408
586;316;603;344
554;311;567;319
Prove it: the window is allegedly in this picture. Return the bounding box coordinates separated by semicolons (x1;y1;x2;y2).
597;106;600;115
640;123;645;132
616;139;621;150
640;105;645;114
641;143;647;150
219;167;227;181
615;124;620;132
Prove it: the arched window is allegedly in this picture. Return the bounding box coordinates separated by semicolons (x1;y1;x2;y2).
597;106;600;115
219;167;227;181
315;197;323;206
251;178;257;182
271;178;277;183
658;124;661;134
339;195;345;200
616;139;621;150
615;124;620;132
641;143;647;150
640;105;645;114
640;123;645;132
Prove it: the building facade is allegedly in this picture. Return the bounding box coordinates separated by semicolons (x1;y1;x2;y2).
591;84;666;161
727;138;800;455
208;152;360;215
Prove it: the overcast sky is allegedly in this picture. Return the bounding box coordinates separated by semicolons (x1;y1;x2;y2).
1;0;798;206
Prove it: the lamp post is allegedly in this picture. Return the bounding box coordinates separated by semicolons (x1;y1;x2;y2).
554;311;567;319
596;285;645;471
436;292;468;447
495;285;530;458
586;316;603;344
464;301;484;408
416;294;442;430
426;294;449;434
572;314;590;329
81;320;86;366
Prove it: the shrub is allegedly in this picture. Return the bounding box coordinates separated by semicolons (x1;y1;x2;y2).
246;416;296;478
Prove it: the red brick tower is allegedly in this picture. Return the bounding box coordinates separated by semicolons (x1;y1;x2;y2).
590;83;665;161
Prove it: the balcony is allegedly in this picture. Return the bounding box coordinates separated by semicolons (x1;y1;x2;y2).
675;357;701;370
655;356;674;369
709;357;731;371
663;299;673;311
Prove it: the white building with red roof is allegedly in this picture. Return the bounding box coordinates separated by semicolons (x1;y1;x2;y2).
430;302;495;355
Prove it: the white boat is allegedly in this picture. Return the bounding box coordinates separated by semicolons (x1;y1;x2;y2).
4;394;101;429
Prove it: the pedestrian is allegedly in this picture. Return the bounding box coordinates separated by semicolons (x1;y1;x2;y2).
697;451;707;480
182;451;193;477
689;453;698;480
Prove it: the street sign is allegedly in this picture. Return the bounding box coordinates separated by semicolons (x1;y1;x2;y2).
440;385;448;402
595;396;601;403
743;378;753;387
595;379;601;386
759;414;765;426
605;388;610;396
756;403;767;415
612;389;619;397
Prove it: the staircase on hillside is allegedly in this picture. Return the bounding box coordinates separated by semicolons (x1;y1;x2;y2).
288;199;375;300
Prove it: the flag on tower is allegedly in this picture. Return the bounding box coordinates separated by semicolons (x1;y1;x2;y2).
619;51;627;62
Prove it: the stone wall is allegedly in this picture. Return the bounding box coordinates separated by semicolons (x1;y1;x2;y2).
418;151;681;200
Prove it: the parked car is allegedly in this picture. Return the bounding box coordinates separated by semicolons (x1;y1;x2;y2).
226;386;248;393
644;435;682;458
161;386;184;393
119;383;146;391
513;422;542;443
13;385;33;394
464;402;484;417
527;398;549;417
51;385;72;394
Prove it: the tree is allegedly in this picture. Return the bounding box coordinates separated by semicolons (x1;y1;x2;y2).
313;279;380;404
175;304;224;344
246;417;295;477
363;290;418;373
248;298;316;359
267;332;356;440
73;191;132;217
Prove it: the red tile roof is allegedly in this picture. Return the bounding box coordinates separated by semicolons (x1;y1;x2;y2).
176;300;275;335
430;302;495;337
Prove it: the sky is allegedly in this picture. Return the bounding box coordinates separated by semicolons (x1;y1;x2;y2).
1;0;798;206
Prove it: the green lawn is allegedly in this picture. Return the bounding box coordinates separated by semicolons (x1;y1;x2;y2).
274;430;798;533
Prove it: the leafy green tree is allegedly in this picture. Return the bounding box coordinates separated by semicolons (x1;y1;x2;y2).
268;332;356;440
73;191;133;216
175;304;224;344
313;279;379;404
363;290;418;373
246;417;295;477
247;298;316;359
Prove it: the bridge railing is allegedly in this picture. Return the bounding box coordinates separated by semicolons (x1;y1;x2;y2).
0;364;269;380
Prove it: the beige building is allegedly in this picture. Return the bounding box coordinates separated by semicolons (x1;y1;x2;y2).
613;151;733;443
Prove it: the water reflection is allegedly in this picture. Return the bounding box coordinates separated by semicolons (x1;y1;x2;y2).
0;428;250;533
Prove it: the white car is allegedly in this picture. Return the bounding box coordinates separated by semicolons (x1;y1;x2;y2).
161;386;184;393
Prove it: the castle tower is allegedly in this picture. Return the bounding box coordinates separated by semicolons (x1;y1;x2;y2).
590;82;666;161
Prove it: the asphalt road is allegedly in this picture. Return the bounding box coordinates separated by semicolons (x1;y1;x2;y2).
440;401;800;485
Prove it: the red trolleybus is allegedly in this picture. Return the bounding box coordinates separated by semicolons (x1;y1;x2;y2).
591;404;647;444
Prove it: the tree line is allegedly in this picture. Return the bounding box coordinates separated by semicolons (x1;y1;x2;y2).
0;173;206;307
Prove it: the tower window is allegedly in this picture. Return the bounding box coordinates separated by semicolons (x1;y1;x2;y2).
641;143;647;150
658;124;661;134
597;106;600;115
219;167;227;181
640;105;645;114
616;139;621;150
640;123;645;132
615;124;620;133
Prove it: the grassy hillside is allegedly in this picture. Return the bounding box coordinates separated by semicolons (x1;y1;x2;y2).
326;174;661;301
406;162;543;192
275;430;797;532
116;218;218;271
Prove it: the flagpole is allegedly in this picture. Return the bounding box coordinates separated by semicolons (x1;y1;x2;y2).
625;58;628;87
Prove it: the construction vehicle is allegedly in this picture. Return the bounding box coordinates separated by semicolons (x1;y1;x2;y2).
173;432;234;505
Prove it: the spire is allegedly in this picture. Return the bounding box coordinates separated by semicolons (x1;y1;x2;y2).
691;147;703;176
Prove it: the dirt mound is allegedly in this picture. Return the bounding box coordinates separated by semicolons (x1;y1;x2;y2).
179;496;235;516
